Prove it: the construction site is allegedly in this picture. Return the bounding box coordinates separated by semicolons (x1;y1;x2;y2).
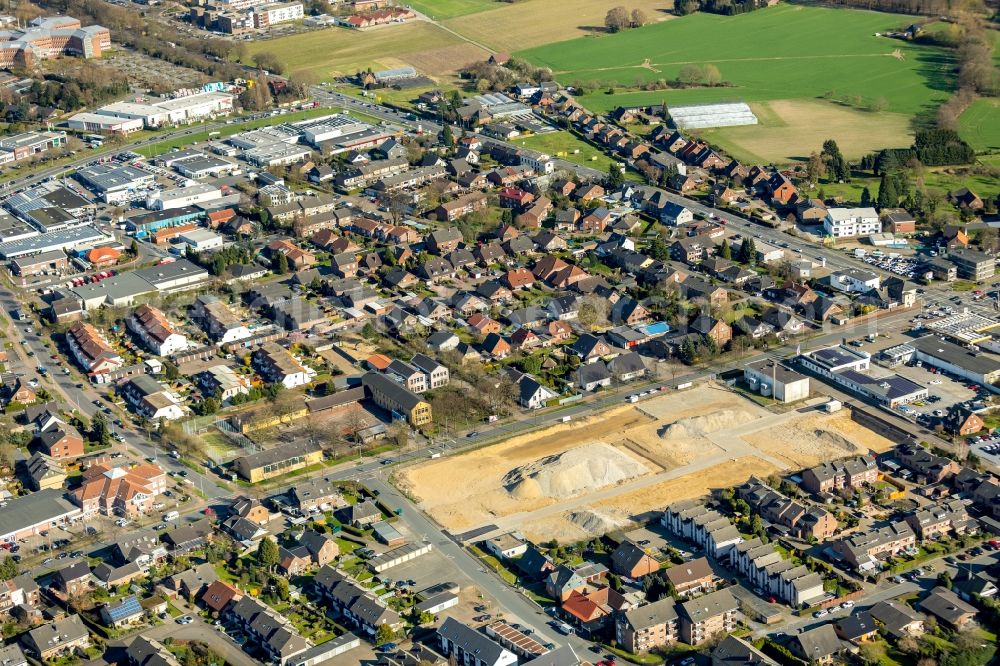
396;382;896;543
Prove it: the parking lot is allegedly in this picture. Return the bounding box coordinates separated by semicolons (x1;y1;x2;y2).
857;250;922;279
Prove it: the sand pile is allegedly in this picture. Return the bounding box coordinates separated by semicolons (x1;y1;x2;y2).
813;429;859;452
567;509;630;534
503;443;649;500
660;409;757;440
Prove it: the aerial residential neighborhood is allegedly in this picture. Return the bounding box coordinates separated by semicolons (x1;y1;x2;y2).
0;0;996;665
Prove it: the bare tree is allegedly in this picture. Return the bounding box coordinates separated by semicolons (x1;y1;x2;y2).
604;6;630;32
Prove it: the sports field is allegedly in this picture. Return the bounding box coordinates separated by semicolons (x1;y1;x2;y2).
442;0;674;52
245;22;488;81
520;5;953;117
958;99;1000;152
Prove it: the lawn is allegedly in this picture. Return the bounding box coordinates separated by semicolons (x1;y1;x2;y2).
514;130;619;171
405;0;496;20
245;22;487;81
522;5;952;119
958;98;1000;152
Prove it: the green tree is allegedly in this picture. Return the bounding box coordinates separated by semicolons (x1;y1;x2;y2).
361;322;379;341
860;187;872;207
90;412;111;446
273;252;289;275
648;236;669;261
0;556;17;581
680;337;697;365
877;172;899;209
607;162;625;189
441;124;454;148
129;239;139;257
257;538;279;571
375;623;395;646
163;361;180;381
738;237;757;265
719;239;732;260
822;139;849;181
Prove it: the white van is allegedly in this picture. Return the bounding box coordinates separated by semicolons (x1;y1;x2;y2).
163;511;180;522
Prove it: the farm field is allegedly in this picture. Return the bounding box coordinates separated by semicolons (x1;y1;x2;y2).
442;0;675;53
958;99;1000;152
405;0;497;20
245;22;488;81
697;99;914;162
396;382;893;542
520;5;952;117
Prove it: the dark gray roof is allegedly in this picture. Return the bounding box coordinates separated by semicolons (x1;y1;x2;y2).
437;617;511;664
619;596;678;631
362;371;424;411
793;624;844;659
678;588;737;623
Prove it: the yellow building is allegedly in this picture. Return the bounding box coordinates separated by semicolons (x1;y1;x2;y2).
234;441;323;483
362;372;432;427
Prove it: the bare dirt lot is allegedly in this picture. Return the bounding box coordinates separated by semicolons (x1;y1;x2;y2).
398;383;898;543
743;409;895;469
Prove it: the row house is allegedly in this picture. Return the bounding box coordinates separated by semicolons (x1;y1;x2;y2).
334;157;409;190
253;342;313;389
661;500;743;559
127;304;188;356
313;567;403;639
65;321;123;375
895;443;962;485
904;498;974;540
737;477;838;540
433;192;488;222
730;539;824;607
829;523;916;573
800;455;878;495
191;295;251;344
226;596;310;666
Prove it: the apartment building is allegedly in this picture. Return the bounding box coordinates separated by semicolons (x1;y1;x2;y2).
615;597;679;653
949;248;995;282
823;207;881;238
678;589;739;646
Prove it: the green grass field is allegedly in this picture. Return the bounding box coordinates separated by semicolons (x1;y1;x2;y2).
958;98;1000;152
405;0;496;19
519;4;953;117
514;131;619;171
245;22;477;81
